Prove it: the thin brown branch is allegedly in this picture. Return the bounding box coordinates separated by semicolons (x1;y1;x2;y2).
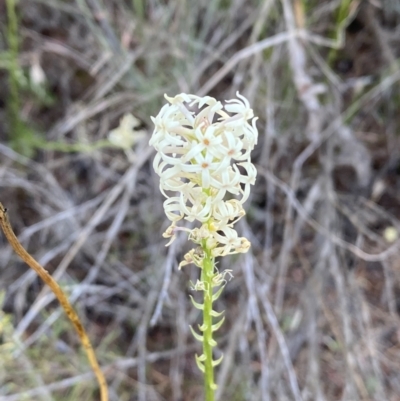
0;203;108;401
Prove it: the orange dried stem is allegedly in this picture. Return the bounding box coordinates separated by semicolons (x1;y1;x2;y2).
0;203;108;401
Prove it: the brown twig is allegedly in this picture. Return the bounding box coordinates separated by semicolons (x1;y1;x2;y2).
0;202;108;401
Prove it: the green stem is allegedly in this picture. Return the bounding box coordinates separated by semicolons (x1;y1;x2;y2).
201;246;216;401
6;0;22;136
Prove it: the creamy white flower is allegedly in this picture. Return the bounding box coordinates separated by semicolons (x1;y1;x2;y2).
163;197;184;222
238;161;258;203
150;92;258;258
179;194;212;223
212;199;245;228
209;166;241;203
219;131;244;163
211;227;249;256
183;126;223;162
180;152;225;189
224;92;254;121
109;114;146;149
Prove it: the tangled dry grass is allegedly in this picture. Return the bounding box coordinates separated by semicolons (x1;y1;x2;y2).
1;1;400;400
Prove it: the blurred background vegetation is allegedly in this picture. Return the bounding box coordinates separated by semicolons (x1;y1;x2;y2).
1;0;400;400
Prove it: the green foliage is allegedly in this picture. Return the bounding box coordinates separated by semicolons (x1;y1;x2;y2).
5;0;38;158
327;0;354;65
34;138;116;153
132;0;145;20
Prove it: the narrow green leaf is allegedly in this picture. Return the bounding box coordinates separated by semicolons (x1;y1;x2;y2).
211;316;225;332
189;295;204;311
210;309;224;317
195;354;205;373
189;325;204;343
208;337;217;347
212;285;225;302
198;323;208;332
212;354;224;367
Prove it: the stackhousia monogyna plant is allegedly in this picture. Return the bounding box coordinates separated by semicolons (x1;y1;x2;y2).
150;92;257;401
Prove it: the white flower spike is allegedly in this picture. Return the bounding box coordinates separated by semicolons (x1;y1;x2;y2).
150;92;258;257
